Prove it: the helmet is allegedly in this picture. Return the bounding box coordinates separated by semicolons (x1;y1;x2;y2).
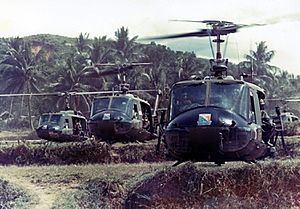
259;99;265;106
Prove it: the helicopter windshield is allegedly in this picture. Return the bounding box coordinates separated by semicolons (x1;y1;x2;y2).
91;97;110;115
50;114;62;124
39;115;50;124
110;97;129;112
171;83;207;118
39;114;61;126
170;82;249;119
91;97;130;116
209;82;248;118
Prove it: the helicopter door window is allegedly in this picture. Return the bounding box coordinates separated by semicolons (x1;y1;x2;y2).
292;116;299;122
64;119;69;128
249;92;256;123
133;104;139;119
73;119;83;135
141;103;151;129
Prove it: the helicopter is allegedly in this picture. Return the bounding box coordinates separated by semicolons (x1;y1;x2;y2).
35;92;90;142
266;97;300;136
86;63;162;143
146;20;276;165
0;92;90;142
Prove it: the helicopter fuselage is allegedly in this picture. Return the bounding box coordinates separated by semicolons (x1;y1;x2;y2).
36;110;88;142
88;94;156;142
164;78;270;164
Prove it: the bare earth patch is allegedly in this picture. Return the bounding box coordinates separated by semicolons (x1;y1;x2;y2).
0;167;77;209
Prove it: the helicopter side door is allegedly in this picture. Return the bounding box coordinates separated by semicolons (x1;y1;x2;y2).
248;88;264;141
61;116;74;135
249;89;262;126
134;101;143;128
140;102;153;132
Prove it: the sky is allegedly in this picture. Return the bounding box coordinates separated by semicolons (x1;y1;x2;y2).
0;0;299;75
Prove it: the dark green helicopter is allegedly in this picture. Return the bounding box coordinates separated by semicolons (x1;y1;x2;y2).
148;20;276;165
86;63;162;143
35;92;89;142
0;92;89;142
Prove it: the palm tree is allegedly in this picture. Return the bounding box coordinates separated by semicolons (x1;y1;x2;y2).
0;37;46;129
114;26;140;63
76;32;90;55
89;36;114;64
50;56;92;116
84;36;116;90
242;41;276;94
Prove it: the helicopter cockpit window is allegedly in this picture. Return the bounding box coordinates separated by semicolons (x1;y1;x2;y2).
39;115;50;124
110;97;129;112
170;83;206;118
210;83;249;119
50;114;62;124
92;97;110;115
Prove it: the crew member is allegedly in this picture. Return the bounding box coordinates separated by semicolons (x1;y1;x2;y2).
260;99;275;144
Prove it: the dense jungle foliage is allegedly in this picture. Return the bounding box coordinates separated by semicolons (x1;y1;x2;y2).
0;27;299;128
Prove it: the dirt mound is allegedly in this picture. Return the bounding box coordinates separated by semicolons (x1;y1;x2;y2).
124;162;300;209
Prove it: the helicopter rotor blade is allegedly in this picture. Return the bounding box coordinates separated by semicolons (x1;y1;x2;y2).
0;92;63;97
94;62;152;76
266;97;300;102
128;89;160;94
140;20;266;41
68;91;122;95
95;62;152;68
170;19;234;25
67;89;159;96
170;19;265;28
141;30;211;41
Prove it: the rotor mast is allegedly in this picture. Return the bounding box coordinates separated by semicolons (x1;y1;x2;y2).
208;22;229;78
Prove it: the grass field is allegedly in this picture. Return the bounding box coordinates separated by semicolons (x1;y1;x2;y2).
0;130;299;209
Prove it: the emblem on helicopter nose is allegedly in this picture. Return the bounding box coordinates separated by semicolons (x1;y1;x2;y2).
103;113;111;120
197;113;212;126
